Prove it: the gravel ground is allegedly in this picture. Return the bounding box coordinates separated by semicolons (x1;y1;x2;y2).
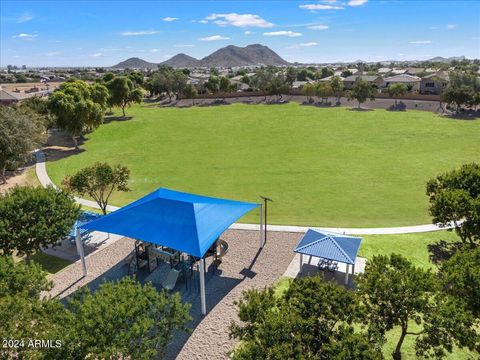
47;229;302;359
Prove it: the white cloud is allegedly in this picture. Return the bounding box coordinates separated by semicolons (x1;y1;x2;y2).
162;17;178;22
12;33;37;40
348;0;368;6
90;53;104;58
299;4;344;10
199;35;230;41
244;31;254;35
204;13;273;28
174;44;195;47
288;42;318;49
264;30;302;37
151;48;160;52
447;24;457;29
120;30;158;36
46;51;61;57
17;13;34;23
409;40;433;44
308;25;329;30
198;20;208;24
429;26;437;30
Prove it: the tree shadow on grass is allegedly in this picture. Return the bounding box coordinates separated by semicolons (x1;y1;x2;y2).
103;115;133;123
443;110;480;121
347;107;374;112
427;239;465;264
43;146;85;163
387;101;407;112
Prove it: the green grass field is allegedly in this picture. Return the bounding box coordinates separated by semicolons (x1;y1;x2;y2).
47;103;480;227
359;230;460;270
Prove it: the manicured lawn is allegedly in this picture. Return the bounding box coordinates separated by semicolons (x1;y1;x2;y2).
47;103;480;227
359;230;460;270
14;252;72;274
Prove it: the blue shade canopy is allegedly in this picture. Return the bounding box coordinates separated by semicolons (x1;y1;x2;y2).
294;229;362;265
81;188;259;258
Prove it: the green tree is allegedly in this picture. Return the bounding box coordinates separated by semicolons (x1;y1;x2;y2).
230;276;381;360
0;255;52;298
219;76;233;99
48;79;104;148
439;247;480;316
302;82;316;103
330;75;344;104
426;163;480;246
0;186;80;257
320;67;334;79
348;79;376;109
268;73;290;101
107;76;143;117
182;83;198;105
169;70;188;100
285;66;297;85
63;277;191;360
357;254;478;360
205;75;220;97
0;106;46;183
62;162;130;215
90;83;110;111
127;71;145;87
316;82;333;103
0;258;68;360
442;71;480;113
387;83;408;107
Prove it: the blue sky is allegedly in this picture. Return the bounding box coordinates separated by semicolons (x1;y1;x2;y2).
1;0;479;67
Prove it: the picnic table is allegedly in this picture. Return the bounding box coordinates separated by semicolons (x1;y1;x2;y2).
317;258;339;272
68;211;103;244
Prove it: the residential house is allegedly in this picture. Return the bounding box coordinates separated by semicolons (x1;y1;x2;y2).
405;67;425;76
343;75;384;90
377;67;392;75
420;72;449;95
383;74;421;92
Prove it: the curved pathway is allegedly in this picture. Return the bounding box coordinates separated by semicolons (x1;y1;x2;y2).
35;150;452;235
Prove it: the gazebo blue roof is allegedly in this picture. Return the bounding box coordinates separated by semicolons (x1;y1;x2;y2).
81;188;259;258
293;229;362;265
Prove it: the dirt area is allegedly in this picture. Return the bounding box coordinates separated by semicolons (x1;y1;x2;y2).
0;82;61;92
0;165;39;194
154;95;447;114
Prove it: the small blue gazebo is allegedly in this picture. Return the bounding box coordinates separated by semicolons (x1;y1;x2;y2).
293;229;362;284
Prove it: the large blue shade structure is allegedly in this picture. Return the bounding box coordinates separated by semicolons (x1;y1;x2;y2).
294;229;362;284
81;188;260;258
79;187;261;315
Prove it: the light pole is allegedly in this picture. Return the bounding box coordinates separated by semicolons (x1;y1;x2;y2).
259;196;273;246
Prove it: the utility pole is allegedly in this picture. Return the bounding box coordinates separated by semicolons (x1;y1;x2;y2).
259;196;273;246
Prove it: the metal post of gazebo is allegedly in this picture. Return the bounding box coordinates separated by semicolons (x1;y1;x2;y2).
344;264;349;285
75;228;87;277
199;258;206;315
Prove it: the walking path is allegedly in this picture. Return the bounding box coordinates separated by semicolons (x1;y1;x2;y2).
35;150;452;235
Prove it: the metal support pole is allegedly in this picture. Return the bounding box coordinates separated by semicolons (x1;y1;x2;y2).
259;204;264;248
344;263;349;285
75;228;87;277
264;200;267;246
199;258;206;315
299;253;303;274
259;196;272;247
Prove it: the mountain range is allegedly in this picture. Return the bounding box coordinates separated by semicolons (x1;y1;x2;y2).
112;44;290;69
